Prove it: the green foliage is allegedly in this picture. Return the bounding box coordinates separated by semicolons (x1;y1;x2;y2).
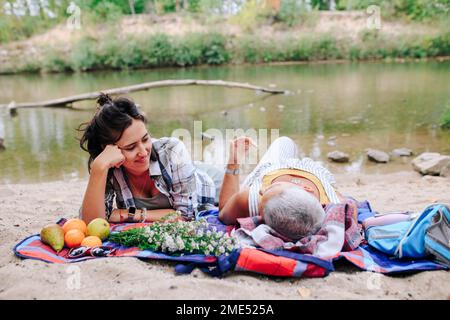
0;0;71;43
441;105;450;129
80;0;123;22
230;0;268;32
18;29;450;73
336;0;449;21
41;47;71;73
153;0;177;13
186;0;202;12
39;31;230;72
70;37;103;71
142;33;175;66
198;33;230;64
275;0;310;26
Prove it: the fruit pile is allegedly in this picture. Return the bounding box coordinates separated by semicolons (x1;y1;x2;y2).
40;218;110;253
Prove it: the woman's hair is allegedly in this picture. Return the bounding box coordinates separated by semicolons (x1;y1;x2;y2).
263;187;326;241
78;93;147;171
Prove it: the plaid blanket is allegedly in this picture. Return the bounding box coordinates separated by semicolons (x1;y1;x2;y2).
13;203;448;277
234;200;363;259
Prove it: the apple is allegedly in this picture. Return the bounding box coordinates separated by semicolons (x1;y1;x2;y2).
87;218;110;241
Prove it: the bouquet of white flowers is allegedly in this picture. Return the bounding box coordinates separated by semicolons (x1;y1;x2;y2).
108;215;238;256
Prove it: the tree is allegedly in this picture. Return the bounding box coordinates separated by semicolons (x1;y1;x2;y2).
128;0;135;14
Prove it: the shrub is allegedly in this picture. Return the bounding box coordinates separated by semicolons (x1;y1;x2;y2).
70;37;102;71
141;33;175;67
41;47;71;73
441;106;450;129
199;33;230;65
275;0;311;27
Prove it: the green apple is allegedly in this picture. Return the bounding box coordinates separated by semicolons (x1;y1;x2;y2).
87;218;110;241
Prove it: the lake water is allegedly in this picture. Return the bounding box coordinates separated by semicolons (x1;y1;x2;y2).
0;61;449;184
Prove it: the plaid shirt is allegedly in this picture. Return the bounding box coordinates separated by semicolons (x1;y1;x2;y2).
105;137;216;220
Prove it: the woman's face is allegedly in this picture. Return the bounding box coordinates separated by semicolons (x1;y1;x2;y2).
115;119;152;175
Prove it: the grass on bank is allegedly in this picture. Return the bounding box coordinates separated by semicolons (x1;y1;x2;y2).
441;105;450;129
15;29;449;73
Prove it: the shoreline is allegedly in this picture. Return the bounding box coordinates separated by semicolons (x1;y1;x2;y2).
1;55;449;77
1;171;449;299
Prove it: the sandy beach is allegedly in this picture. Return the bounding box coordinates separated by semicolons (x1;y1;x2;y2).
1;171;449;300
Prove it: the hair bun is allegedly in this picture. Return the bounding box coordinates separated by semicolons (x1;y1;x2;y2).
97;92;113;107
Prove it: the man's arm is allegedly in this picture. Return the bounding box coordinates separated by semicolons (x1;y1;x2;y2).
218;188;250;225
218;136;255;225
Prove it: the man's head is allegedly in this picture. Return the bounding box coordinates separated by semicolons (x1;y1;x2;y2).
260;184;326;240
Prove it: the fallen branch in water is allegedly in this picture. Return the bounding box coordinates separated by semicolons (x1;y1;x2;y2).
0;79;287;115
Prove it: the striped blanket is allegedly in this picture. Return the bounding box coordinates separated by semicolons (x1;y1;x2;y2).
14;203;447;277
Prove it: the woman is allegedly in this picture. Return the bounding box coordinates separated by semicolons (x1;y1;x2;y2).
78;93;215;224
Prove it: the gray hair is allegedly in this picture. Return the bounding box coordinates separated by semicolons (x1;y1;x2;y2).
263;187;326;240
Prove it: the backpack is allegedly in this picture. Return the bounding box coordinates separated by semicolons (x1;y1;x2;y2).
424;204;450;267
365;204;449;260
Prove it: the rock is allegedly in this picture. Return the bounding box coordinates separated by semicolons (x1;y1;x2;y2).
441;163;450;177
327;151;350;163
367;149;390;163
392;148;413;157
297;287;311;298
412;152;450;176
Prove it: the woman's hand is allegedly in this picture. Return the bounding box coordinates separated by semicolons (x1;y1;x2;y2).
228;136;257;166
92;145;125;172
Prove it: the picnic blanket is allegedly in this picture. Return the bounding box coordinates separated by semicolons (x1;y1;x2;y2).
14;202;448;277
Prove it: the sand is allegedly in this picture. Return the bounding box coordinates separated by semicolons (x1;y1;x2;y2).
0;171;449;300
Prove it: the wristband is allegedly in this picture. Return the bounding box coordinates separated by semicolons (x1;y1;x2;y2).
225;168;240;175
141;208;147;222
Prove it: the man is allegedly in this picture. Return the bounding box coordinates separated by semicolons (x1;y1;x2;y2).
219;136;354;241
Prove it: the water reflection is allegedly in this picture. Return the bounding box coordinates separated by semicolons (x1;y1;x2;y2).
0;61;449;183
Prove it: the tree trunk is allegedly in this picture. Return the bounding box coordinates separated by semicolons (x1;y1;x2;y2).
1;79;286;114
128;0;135;15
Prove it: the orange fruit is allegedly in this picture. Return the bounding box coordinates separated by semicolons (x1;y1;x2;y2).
81;236;102;248
64;229;85;248
63;218;87;235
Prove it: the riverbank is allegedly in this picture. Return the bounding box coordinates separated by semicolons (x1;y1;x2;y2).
0;11;448;74
1;171;449;300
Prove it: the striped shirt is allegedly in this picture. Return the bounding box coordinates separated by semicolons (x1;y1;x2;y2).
104;137;216;220
242;137;340;217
